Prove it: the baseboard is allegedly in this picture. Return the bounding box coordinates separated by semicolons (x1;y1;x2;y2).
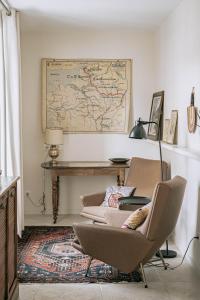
25;209;81;216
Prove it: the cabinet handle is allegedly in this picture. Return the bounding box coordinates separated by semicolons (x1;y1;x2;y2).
0;203;5;209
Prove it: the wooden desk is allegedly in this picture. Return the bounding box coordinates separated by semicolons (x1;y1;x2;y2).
41;161;130;223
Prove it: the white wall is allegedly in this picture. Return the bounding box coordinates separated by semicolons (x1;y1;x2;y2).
154;0;200;273
21;28;156;215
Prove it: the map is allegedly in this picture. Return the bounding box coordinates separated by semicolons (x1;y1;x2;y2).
42;59;131;133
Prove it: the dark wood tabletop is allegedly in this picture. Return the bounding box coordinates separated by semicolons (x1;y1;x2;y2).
41;160;130;169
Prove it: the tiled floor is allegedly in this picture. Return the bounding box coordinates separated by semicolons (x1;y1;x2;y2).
19;215;200;300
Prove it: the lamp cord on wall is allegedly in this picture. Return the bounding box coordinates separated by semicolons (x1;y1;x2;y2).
26;151;48;214
169;236;199;270
26;189;46;214
146;236;199;270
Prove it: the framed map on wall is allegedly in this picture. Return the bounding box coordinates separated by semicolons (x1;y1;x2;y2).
42;59;132;133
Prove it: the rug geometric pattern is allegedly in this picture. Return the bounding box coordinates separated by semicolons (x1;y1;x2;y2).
18;226;134;283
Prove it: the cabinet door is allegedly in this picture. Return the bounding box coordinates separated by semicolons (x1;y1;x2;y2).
0;195;7;300
7;187;17;297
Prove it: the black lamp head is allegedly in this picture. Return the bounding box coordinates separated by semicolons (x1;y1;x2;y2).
129;118;147;139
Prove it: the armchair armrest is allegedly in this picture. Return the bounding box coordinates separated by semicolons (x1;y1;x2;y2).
105;209;132;227
80;192;105;207
73;223;151;273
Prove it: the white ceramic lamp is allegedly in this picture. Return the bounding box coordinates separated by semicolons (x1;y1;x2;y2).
45;129;63;164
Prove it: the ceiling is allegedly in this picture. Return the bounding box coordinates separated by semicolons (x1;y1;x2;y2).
8;0;183;32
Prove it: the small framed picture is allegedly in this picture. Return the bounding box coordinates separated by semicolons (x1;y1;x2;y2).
167;110;178;144
147;91;164;141
162;119;170;143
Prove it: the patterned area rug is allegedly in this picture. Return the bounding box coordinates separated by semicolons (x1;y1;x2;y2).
18;226;136;283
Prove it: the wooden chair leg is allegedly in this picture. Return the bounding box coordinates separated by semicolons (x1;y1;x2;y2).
139;263;148;288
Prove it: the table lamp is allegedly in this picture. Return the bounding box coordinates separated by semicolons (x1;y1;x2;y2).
129;118;177;258
45;129;63;164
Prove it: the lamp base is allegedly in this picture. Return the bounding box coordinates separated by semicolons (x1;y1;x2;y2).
156;249;177;259
156;240;177;259
48;145;59;164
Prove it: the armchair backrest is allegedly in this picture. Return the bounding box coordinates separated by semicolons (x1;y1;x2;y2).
125;157;169;198
137;176;187;242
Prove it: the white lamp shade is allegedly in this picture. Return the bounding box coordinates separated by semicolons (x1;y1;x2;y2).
45;129;63;145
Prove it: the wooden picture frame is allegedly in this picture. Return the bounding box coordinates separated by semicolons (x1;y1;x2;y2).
167;110;178;144
162;119;170;143
147;91;164;141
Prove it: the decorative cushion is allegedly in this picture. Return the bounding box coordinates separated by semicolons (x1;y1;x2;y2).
121;203;151;230
101;186;135;208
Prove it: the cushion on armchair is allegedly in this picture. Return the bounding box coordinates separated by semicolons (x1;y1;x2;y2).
101;186;136;208
121;203;151;230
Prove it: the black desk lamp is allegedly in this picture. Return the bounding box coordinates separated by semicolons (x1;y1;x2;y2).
129;118;177;258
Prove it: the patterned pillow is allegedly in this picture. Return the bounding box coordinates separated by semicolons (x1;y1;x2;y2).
101;186;135;208
121;203;151;230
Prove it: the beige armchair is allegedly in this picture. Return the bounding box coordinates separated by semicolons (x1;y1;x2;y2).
81;157;169;226
73;176;187;288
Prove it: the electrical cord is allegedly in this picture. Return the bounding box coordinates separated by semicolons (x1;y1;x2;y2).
145;236;199;270
169;236;199;270
26;194;41;207
26;191;46;215
26;151;48;214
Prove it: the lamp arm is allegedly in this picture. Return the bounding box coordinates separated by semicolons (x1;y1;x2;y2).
139;120;158;126
139;120;164;181
157;127;164;181
149;122;164;181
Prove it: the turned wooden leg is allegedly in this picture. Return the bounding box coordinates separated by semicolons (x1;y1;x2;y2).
117;168;125;186
52;175;59;224
117;175;120;186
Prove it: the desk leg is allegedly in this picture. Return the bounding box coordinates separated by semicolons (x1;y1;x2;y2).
117;168;125;186
52;175;59;224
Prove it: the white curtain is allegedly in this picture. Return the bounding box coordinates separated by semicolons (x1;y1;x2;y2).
0;9;24;236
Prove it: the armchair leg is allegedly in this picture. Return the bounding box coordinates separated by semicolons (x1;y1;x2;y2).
158;249;167;270
139;263;148;288
85;257;93;277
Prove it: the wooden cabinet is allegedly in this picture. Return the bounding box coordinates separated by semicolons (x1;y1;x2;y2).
0;193;7;300
0;177;19;300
